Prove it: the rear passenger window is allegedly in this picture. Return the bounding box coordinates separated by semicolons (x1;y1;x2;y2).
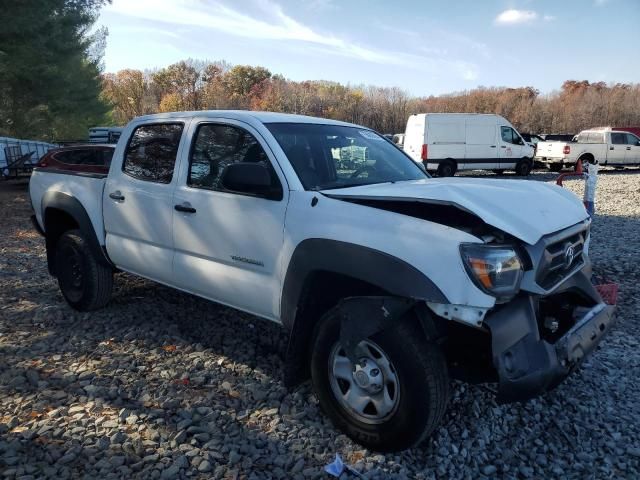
123;123;184;183
188;123;278;194
611;133;626;145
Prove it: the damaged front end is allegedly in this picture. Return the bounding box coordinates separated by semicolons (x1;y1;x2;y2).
485;266;615;403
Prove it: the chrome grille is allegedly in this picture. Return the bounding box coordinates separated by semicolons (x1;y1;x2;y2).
536;228;587;290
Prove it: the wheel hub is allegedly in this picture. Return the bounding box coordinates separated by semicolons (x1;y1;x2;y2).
353;358;382;393
328;340;400;424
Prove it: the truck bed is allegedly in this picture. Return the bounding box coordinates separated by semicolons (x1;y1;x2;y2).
29;168;107;245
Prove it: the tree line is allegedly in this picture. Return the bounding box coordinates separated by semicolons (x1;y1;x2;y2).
2;0;639;141
103;60;640;135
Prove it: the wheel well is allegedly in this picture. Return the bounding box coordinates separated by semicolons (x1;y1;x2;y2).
43;208;78;275
284;272;389;386
442;158;457;167
283;271;449;387
579;153;594;162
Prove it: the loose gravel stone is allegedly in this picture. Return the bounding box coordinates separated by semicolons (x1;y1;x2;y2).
1;172;639;479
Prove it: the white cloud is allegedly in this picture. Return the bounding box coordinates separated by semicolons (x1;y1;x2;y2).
543;15;556;22
105;0;481;81
494;9;538;25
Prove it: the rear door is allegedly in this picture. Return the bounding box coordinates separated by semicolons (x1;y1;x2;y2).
171;119;288;319
608;132;627;165
624;133;640;164
103;122;187;285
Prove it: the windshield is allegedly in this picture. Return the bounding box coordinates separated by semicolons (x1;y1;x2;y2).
265;123;427;190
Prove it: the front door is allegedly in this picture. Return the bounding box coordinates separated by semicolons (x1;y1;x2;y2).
103;122;187;285
624;133;640;165
608;132;627;165
172;120;289;320
498;126;523;169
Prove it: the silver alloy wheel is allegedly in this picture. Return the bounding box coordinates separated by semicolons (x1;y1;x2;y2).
328;339;400;425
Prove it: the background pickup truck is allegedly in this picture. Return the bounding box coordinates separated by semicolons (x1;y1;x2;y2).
535;127;640;171
29;111;615;452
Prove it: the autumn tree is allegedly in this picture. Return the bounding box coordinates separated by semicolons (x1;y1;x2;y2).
101;58;640;136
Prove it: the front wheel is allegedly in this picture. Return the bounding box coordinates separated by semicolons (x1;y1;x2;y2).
55;229;113;311
515;158;532;176
310;308;450;451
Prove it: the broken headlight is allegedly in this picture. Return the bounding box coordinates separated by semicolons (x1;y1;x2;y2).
460;244;523;300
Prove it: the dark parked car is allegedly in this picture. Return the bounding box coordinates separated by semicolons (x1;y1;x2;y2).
36;144;115;175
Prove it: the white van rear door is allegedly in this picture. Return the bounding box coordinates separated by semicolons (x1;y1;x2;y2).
464;120;499;170
404;115;426;163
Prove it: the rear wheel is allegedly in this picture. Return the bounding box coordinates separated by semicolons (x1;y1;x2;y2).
55;229;113;311
436;160;456;177
310;307;449;451
515;158;532;176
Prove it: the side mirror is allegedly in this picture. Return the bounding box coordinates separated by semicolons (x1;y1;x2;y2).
220;163;282;200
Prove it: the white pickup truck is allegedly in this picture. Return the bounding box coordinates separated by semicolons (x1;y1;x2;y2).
29;111;615;452
535;128;640;171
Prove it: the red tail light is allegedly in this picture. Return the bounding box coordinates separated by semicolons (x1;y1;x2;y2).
421;144;428;160
563;145;571;155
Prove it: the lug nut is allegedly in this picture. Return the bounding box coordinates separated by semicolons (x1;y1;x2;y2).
370;368;380;377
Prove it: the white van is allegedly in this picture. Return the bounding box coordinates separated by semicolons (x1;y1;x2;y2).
404;113;535;176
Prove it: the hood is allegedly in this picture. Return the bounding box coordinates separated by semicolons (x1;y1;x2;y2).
321;178;589;245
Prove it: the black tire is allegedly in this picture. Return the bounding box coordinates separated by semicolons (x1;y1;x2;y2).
55;229;113;311
310;307;449;451
515;158;532;176
549;163;563;172
436;160;456;177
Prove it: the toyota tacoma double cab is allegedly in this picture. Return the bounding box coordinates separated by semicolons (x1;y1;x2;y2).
29;111;615;452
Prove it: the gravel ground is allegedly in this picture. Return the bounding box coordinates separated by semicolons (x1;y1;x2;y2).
1;170;639;479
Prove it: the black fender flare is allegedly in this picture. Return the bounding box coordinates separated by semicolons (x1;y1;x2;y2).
41;191;112;275
281;238;448;385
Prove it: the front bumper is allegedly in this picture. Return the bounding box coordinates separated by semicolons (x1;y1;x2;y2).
485;267;615;403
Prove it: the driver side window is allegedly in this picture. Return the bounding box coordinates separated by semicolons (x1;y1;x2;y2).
501;126;520;145
188;123;279;194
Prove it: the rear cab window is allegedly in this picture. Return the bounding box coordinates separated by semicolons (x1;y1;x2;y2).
123;123;184;183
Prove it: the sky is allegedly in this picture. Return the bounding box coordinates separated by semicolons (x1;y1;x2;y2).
97;0;640;96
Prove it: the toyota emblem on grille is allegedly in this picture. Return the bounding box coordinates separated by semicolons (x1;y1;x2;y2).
564;245;575;269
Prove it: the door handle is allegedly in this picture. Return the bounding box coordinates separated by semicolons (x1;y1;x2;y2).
627;147;632;150
500;145;507;148
174;203;196;214
109;191;125;201
610;146;614;150
490;145;496;148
